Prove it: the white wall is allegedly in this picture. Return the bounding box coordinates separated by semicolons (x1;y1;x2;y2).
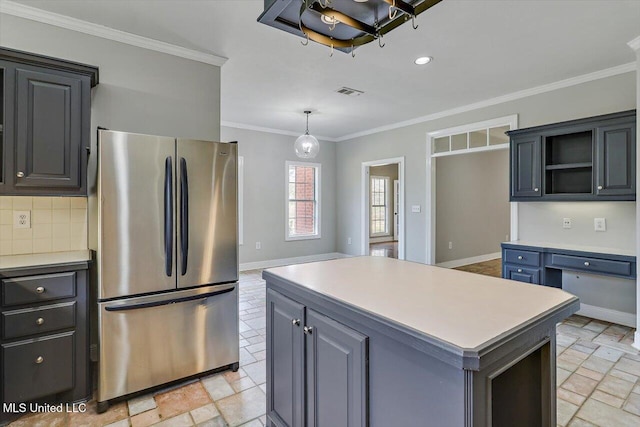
337;72;637;262
221;127;337;264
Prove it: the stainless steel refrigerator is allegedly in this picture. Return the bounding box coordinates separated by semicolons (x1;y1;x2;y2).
95;130;239;409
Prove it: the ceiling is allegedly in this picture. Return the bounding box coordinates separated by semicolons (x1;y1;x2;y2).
7;0;640;140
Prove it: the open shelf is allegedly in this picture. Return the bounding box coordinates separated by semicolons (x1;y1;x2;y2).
545;130;593;195
545;162;592;171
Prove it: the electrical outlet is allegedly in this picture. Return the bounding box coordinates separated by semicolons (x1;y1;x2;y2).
411;205;421;213
13;211;31;229
563;218;572;229
594;218;606;232
448;241;453;250
255;242;261;250
347;237;352;245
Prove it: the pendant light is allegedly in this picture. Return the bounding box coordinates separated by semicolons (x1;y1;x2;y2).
295;110;320;159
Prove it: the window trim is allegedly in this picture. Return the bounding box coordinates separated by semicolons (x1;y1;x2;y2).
285;160;322;241
369;175;390;237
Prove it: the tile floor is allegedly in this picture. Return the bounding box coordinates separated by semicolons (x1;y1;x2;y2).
8;264;640;426
453;257;502;277
369;241;398;258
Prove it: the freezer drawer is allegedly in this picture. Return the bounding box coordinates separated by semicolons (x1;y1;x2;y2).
98;284;239;402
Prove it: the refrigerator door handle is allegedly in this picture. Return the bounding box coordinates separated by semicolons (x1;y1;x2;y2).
164;157;173;277
180;157;189;276
104;286;234;312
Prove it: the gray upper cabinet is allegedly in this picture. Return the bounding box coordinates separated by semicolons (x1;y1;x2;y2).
0;47;98;196
509;110;636;202
511;135;541;198
596;123;636;197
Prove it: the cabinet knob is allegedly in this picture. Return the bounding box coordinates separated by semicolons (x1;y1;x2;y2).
534;188;539;192
303;326;313;335
584;262;590;266
16;171;24;178
597;185;603;190
517;269;523;273
35;356;44;364
36;317;44;326
36;286;45;294
292;319;300;326
517;256;523;260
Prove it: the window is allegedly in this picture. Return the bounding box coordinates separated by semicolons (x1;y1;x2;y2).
370;176;389;236
286;161;321;240
429;115;517;157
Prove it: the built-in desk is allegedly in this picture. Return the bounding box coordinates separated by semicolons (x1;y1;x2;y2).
501;241;636;326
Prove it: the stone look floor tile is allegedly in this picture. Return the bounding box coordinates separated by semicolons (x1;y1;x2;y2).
105;420;130;427
590;390;624;408
597;375;635;399
557;367;573;386
567;418;598;427
623;393;640;416
557;398;580;426
190;403;220;424
130;408;161;427
557;388;586;406
128;394;157;416
68;401;129;427
575;367;604;382
615;357;640;377
155;382;212;419
581;356;615;374
576;398;640;427
6;411;68;427
231;377;257;393
202;375;235;401
563;348;589;361
223;368;247;383
558;352;585;372
562;373;599;397
609;369;638;384
216;387;266;427
238;419;262;427
584;321;610;333
154;412;194;427
198;416;228;427
242;361;266;385
593;346;625;362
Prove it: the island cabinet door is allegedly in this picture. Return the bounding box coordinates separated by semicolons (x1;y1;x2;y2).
266;289;305;427
305;309;368;427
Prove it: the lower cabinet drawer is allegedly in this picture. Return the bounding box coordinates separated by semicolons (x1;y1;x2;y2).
2;272;76;306
2;332;74;402
504;265;540;284
504;249;541;267
2;302;76;340
550;254;632;277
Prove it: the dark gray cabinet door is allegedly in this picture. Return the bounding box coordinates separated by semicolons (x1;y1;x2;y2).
15;68;83;190
306;309;367;427
266;289;305;427
511;135;542;198
596;123;636;197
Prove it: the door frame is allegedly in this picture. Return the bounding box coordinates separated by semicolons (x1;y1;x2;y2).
393;179;400;241
425;115;519;265
361;157;405;260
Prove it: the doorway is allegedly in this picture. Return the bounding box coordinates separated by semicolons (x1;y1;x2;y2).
361;157;405;260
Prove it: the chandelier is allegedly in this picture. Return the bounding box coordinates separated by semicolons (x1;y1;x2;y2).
258;0;442;56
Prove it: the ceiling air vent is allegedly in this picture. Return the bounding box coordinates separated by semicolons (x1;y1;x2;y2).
335;87;364;97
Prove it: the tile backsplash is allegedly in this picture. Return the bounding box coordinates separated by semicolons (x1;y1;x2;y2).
0;196;88;256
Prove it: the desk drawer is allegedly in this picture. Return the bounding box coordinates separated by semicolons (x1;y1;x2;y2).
550;254;632;277
504;249;541;267
2;272;76;307
504;266;541;284
2;302;76;340
2;332;74;402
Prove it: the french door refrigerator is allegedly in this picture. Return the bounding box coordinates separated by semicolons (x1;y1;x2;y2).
95;130;238;409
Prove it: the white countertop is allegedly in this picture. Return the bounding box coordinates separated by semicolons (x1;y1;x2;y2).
504;240;635;257
0;250;92;271
266;257;577;350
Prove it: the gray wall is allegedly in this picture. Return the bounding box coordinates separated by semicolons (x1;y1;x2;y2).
435;150;510;263
221;127;337;264
336;72;637;262
369;164;398;239
0;14;223;251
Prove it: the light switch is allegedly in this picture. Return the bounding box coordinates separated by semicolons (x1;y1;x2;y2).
594;218;606;232
563;218;572;229
411;205;421;213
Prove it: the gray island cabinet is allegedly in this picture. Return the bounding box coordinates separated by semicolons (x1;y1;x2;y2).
263;257;579;427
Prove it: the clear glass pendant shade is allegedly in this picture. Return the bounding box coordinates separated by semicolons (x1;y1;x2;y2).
294;133;319;159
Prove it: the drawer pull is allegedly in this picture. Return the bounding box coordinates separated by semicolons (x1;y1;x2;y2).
36;317;44;325
292;319;300;326
597;185;603;190
584;262;590;266
534;188;539;192
36;286;45;294
35;356;44;364
517;269;523;273
517;256;523;260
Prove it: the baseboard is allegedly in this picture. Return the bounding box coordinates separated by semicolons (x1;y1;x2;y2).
369;236;395;243
436;252;502;269
577;303;636;328
634;331;640;351
240;252;349;271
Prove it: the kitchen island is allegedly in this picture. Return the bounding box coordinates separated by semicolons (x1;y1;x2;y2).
263;256;579;427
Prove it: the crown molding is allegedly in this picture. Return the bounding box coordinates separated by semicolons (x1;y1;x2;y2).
629;35;640;52
221;121;338;142
335;62;637;142
0;0;227;67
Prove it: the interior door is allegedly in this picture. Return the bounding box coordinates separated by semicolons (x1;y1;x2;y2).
177;139;238;288
98;130;176;299
393;179;399;241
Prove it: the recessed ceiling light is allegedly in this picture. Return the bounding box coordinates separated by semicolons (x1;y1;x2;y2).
414;56;433;65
